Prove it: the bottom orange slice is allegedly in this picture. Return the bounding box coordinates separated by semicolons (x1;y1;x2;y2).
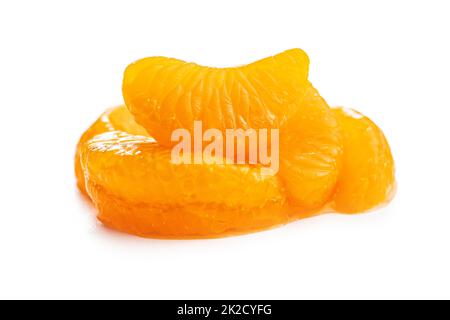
77;107;303;238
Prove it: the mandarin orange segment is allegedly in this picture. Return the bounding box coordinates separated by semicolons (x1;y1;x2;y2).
279;84;342;209
78;107;290;238
75;48;396;239
331;107;396;213
122;48;310;146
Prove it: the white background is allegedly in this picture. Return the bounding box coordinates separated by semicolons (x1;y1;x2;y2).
1;0;449;300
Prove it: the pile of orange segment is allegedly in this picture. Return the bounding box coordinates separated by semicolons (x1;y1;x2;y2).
75;49;395;239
